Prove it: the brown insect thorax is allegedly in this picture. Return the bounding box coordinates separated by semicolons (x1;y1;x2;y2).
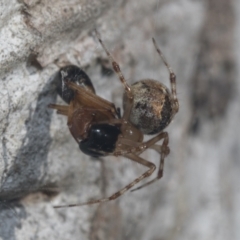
123;79;174;134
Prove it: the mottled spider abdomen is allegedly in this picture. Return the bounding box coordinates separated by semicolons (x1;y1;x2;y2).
55;65;95;103
124;79;174;134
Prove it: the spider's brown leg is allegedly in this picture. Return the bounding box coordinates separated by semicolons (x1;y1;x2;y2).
127;132;169;155
53;154;156;208
152;38;179;113
95;30;133;102
115;132;168;156
131;132;169;192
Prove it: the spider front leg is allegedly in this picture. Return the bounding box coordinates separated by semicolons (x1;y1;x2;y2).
152;38;179;113
53;154;156;208
95;30;134;119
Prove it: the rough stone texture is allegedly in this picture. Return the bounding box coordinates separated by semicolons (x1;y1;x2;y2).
0;0;239;239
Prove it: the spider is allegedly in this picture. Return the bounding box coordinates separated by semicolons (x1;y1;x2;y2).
48;31;179;208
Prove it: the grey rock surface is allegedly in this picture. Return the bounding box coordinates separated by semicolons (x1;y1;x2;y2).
0;0;239;239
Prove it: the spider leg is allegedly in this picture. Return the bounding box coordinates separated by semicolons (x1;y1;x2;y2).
95;31;131;95
131;132;170;192
119;132;168;153
53;153;156;208
113;132;169;192
152;38;179;113
95;30;134;119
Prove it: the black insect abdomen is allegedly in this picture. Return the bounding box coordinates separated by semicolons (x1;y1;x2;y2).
55;65;95;103
79;124;121;158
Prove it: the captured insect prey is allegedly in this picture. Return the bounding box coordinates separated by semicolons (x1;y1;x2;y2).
48;31;179;208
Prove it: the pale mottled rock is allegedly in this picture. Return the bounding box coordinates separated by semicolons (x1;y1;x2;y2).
1;0;238;240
